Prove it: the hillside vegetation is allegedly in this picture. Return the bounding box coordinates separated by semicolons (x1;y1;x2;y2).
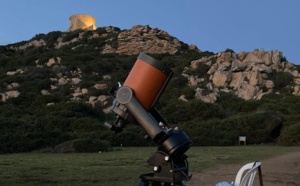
0;26;299;153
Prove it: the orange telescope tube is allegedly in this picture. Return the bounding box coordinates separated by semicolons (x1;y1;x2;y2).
123;53;173;110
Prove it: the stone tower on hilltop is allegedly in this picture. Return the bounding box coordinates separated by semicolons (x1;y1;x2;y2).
69;14;96;31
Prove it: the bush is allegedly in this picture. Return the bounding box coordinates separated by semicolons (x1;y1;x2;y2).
73;138;111;152
180;110;283;146
279;123;300;145
269;71;293;90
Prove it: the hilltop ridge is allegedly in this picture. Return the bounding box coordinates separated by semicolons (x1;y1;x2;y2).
2;25;299;103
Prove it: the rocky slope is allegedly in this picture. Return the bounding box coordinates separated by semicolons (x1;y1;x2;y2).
182;49;300;103
9;25;199;55
1;25;299;106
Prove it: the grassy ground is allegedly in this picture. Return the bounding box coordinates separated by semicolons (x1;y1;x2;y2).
0;146;299;186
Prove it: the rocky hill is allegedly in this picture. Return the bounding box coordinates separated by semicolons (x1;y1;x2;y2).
9;25;197;55
2;25;299;104
1;25;200;105
183;49;300;103
0;25;299;153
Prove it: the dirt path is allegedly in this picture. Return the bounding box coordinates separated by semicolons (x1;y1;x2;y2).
187;151;300;186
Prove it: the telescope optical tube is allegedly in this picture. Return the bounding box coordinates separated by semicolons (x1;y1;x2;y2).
123;53;173;110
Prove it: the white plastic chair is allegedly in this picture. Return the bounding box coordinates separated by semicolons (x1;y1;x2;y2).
233;161;263;186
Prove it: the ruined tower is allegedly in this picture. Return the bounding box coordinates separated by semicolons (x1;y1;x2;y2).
69;14;96;31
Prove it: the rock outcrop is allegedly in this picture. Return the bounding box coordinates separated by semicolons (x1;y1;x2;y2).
10;25;186;56
181;49;299;102
3;24;299;105
101;25;182;55
1;91;20;102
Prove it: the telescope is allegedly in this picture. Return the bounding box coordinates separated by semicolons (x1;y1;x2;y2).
105;53;192;186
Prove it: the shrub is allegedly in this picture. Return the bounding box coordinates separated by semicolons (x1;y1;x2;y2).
279;123;300;146
109;131;150;147
224;48;235;53
73;138;111;152
269;71;293;90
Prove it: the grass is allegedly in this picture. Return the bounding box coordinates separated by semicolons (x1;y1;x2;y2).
0;146;299;185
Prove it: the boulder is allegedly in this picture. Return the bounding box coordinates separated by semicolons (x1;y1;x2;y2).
217;52;231;63
206;82;214;90
294;78;300;85
265;80;275;89
188;75;198;87
72;93;82;98
58;78;68;85
89;96;98;103
41;90;50;96
242;52;264;63
102;107;112;114
103;75;111;80
6;71;17;76
188;74;204;87
291;70;299;77
235;83;260;100
94;84;108;90
190;57;212;70
262;52;272;65
0;93;6;102
178;95;188;102
81;88;88;94
271;50;282;69
212;70;232;87
57;57;61;64
258;64;272;74
47;103;55;106
194;88;203;99
236;51;248;61
6;69;24;76
218;61;231;71
207;63;218;75
50;78;58;82
71;78;81;84
74;87;81;93
47;58;56;67
229;72;245;89
194;88;218;103
255;89;272;100
293;85;300;95
51;85;57;90
231;59;246;72
89;95;109;107
189;44;201;52
248;70;264;86
285;62;294;69
5;91;20;99
7;83;20;90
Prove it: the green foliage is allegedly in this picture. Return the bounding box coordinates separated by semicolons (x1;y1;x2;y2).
279;123;300;145
224;48;235;53
294;65;300;72
0;101;107;153
62;30;82;42
269;71;293;90
73;138;111;152
182;110;283;146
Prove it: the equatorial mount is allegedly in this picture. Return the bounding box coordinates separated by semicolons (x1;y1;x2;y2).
104;53;192;185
